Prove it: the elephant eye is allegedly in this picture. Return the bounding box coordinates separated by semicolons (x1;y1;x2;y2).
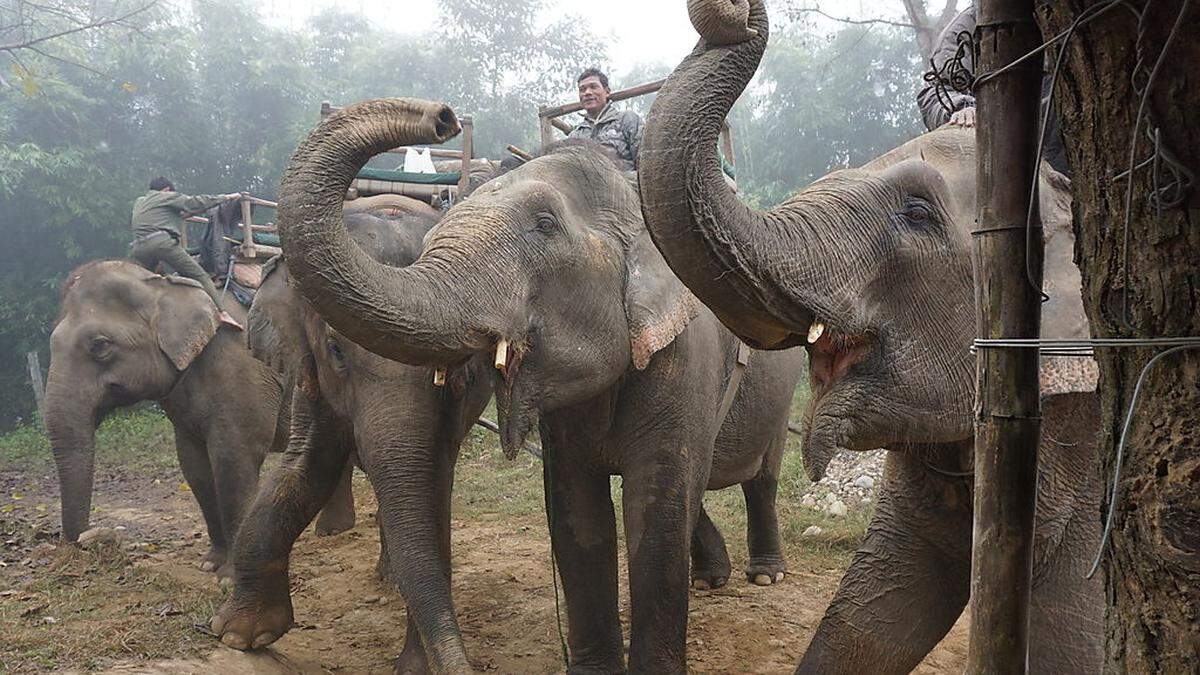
897;198;937;229
326;336;346;365
533;212;559;234
88;336;114;361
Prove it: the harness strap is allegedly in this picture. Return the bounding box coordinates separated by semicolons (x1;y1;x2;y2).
716;340;752;425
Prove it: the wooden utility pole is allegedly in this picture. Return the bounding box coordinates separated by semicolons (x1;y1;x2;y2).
966;0;1045;671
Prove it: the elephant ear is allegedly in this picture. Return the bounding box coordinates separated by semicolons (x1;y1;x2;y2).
247;257;311;376
625;230;700;370
153;277;221;371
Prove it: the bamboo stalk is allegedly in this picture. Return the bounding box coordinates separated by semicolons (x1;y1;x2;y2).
966;0;1045;671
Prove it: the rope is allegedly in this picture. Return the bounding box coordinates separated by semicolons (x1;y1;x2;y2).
542;443;570;666
1084;344;1200;579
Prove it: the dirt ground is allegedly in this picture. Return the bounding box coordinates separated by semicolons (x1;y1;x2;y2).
0;423;968;674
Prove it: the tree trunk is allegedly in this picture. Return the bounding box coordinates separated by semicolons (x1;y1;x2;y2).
1038;2;1200;672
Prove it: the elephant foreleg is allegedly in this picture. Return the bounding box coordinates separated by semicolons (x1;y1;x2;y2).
797;449;972;675
211;392;351;650
174;430;226;571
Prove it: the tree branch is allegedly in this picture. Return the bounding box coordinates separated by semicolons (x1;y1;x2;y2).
0;1;155;53
791;7;917;30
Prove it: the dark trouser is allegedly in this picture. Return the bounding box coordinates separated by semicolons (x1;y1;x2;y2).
131;232;221;304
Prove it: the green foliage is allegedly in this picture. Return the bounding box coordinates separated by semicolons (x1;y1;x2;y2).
733;23;926;206
0;406;174;473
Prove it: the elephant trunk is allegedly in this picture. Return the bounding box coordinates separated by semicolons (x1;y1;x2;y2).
278;99;492;366
43;369;99;542
640;0;837;349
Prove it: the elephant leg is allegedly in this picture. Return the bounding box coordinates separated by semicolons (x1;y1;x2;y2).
543;442;623;673
1027;391;1103;674
621;446;707;674
743;442;786;586
394;610;429;674
174;430;226;571
690;505;731;590
797;449;972;675
315;455;356;536
208;442;266;581
211;393;350;650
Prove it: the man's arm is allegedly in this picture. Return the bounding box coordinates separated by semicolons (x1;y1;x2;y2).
622;111;644;170
918;87;974;131
167;192;240;215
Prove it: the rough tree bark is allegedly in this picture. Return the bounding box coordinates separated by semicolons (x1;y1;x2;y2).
1038;1;1199;672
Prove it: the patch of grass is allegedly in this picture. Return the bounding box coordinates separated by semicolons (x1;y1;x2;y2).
0;542;222;673
454;384;868;573
0;406;175;474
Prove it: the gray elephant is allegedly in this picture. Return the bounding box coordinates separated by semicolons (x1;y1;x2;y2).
210;209;494;672
638;1;1103;673
272;100;806;673
44;260;353;578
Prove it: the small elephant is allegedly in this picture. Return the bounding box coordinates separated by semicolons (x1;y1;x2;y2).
45;260;353;579
639;1;1103;672
273;99;807;673
211;210;494;672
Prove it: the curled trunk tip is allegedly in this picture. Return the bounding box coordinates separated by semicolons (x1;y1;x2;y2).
688;0;759;45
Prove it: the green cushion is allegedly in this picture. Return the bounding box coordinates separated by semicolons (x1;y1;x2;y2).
355;167;462;185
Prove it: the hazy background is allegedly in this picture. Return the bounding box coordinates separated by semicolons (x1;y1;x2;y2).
0;0;963;427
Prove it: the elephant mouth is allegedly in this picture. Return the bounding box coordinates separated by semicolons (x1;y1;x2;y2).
806;327;874;403
490;338;536;459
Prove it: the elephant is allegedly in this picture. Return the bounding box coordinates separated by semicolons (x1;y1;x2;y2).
210;208;495;672
44;260;354;579
271;99;807;673
637;1;1103;672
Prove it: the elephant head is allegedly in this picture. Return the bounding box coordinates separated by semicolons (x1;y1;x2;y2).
46;261;224;540
638;0;1086;478
277;100;697;458
249;210;492;672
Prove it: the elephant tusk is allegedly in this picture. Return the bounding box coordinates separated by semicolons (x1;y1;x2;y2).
494;339;509;372
433;368;447;386
807;322;826;345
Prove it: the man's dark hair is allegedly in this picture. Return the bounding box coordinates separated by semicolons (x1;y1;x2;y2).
577;67;609;90
149;176;174;191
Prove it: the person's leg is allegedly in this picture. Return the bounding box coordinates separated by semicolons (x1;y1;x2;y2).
158;238;222;304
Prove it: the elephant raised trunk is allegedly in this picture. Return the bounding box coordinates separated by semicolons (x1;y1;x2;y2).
640;0;847;351
43;370;100;541
278;99;494;367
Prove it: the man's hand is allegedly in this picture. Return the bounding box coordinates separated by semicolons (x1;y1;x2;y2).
948;106;976;128
224;192;243;201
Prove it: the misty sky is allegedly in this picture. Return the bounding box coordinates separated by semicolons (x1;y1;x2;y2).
260;1;949;75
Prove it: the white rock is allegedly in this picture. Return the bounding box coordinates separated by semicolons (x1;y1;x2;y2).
825;501;848;518
77;527;120;548
853;475;876;490
800;495;817;509
801;525;824;538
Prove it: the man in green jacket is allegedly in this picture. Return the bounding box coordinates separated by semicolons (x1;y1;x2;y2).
568;68;643;171
131;176;242;324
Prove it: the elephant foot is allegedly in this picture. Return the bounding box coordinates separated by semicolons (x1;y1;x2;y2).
745;554;786;586
314;506;356;537
199;547;227;573
210;572;294;651
393;637;429;674
691;561;730;591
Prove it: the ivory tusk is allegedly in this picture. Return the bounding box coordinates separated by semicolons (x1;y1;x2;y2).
494;339;509;371
807;322;826;345
433;368;447;386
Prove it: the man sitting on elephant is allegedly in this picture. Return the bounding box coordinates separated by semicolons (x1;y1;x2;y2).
568;67;643;170
130;176;243;326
